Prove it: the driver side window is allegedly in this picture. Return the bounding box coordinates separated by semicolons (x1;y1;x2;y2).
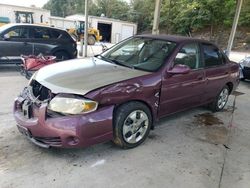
5;27;29;39
174;43;201;69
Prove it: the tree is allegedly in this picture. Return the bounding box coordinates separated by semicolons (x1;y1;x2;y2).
239;0;250;26
43;0;249;34
95;0;130;20
128;0;155;32
43;0;129;19
159;0;236;36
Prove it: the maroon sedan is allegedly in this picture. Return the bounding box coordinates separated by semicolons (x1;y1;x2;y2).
14;35;239;149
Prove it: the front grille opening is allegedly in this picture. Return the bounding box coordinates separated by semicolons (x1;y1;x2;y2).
34;137;62;147
30;80;52;101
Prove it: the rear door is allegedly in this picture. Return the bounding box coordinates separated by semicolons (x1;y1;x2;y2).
29;27;55;55
159;42;205;117
201;43;229;103
0;26;32;57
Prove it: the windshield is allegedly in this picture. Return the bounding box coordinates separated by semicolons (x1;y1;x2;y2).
100;37;176;72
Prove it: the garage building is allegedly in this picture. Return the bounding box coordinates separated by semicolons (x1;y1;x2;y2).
66;14;137;43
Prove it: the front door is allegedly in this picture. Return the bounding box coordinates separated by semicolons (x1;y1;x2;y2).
159;42;205;117
0;26;32;58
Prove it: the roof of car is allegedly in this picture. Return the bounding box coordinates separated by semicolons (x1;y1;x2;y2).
136;34;214;44
2;23;66;32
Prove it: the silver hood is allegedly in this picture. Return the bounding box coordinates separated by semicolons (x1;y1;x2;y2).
33;57;149;95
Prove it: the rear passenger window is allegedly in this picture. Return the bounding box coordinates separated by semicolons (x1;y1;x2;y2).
50;30;61;39
33;28;51;39
61;32;72;40
174;43;201;69
202;44;224;67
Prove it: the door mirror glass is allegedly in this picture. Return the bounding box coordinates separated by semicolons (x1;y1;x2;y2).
167;64;191;74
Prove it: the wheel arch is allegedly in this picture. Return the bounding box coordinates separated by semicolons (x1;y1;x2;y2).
52;49;71;59
226;82;233;94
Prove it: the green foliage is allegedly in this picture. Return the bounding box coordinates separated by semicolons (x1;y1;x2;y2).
128;0;155;32
239;0;250;26
159;0;237;35
94;0;130;20
43;0;130;20
43;0;100;17
43;0;250;33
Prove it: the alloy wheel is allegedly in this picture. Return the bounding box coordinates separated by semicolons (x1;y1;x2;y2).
217;88;229;109
122;110;149;144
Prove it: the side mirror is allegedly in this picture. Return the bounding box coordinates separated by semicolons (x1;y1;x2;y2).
101;44;108;52
3;33;10;40
167;64;191;74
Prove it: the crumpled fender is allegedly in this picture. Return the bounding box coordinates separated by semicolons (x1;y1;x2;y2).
85;73;162;121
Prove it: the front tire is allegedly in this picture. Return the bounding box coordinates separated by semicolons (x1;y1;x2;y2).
210;85;230;112
113;102;152;149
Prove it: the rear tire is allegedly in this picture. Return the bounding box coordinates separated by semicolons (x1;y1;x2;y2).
113;102;152;149
88;35;96;45
54;51;70;61
210;85;230;112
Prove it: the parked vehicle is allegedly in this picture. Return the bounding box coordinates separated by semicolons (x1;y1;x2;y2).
0;23;77;64
13;35;239;149
239;56;250;80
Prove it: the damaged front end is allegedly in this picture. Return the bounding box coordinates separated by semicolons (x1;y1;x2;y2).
13;80;114;148
15;80;52;119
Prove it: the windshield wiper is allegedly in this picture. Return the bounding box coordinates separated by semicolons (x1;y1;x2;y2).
110;59;134;69
95;55;115;64
96;55;133;69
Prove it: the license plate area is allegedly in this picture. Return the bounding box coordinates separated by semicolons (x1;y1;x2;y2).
17;124;31;138
22;100;32;119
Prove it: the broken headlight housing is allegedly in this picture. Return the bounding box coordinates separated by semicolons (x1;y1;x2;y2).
48;96;98;115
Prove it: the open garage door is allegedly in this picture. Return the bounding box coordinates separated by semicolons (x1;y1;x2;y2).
121;25;134;40
98;22;112;42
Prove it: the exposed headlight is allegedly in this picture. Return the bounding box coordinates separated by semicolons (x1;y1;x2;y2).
48;96;98;115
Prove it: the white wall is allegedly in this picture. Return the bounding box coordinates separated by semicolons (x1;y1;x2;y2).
65;14;138;44
50;17;75;30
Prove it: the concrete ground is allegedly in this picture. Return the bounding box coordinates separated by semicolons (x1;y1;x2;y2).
0;55;250;188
